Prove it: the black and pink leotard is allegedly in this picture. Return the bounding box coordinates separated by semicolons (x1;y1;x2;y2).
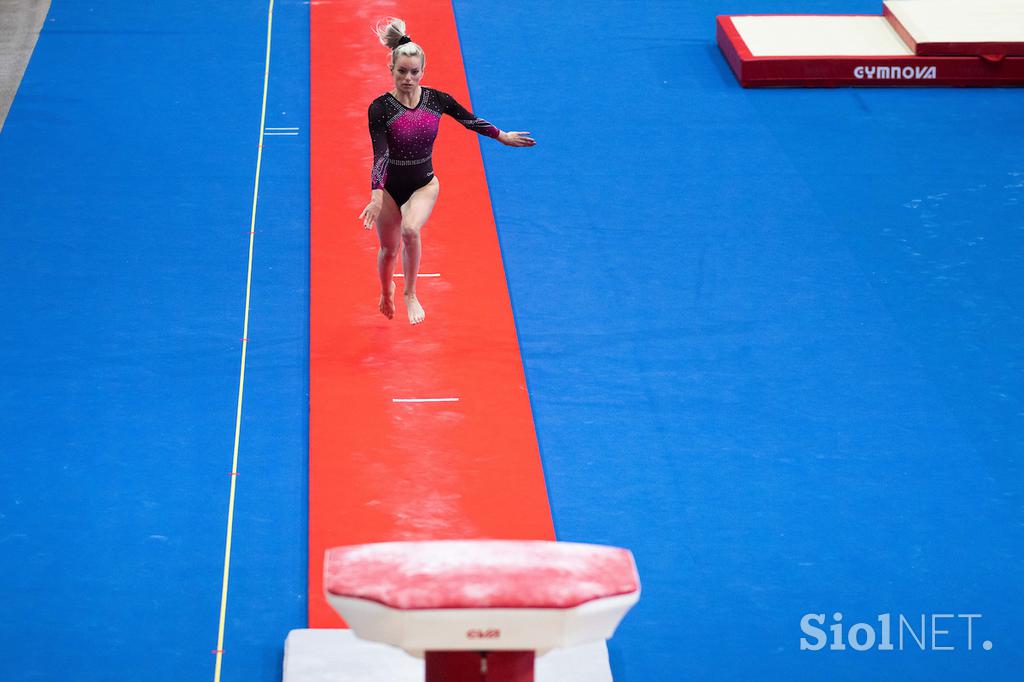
368;87;500;207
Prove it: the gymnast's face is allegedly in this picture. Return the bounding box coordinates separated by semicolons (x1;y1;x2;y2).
391;55;423;92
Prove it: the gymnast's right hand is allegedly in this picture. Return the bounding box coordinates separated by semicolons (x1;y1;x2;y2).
360;199;382;230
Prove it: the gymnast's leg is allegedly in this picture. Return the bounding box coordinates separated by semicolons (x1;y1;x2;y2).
375;190;403;319
400;177;440;325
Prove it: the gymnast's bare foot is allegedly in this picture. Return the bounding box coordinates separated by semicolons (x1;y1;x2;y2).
379;281;396;319
405;293;425;325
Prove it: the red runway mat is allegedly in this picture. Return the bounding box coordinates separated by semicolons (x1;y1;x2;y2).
309;0;555;627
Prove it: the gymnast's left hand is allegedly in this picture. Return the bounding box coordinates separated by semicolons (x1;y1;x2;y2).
498;131;536;147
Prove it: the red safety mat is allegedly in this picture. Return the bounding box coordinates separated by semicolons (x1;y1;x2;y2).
717;15;1024;87
309;0;555;627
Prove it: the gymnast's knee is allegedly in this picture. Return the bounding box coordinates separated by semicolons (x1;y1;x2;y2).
401;224;420;244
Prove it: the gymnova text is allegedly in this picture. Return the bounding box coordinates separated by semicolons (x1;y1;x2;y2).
854;65;937;80
800;613;992;652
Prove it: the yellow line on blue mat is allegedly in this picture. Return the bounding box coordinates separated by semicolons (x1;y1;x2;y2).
214;1;274;680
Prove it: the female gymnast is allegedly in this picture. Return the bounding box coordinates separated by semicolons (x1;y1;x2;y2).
359;17;535;325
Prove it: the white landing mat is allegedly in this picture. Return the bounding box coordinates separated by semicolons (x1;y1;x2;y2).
731;16;913;57
884;1;1024;49
283;629;613;682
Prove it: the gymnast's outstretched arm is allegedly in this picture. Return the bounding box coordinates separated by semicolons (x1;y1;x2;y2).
437;90;536;148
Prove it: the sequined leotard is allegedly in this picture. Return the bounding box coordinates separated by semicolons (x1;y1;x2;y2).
368;87;500;207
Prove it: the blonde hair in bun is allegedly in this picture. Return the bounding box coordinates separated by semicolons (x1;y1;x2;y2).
373;17;425;69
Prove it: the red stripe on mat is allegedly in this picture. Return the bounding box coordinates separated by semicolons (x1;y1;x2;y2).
309;1;555;627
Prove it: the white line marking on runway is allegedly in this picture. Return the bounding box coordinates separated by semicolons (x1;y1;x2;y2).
392;397;460;403
394;273;440;278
